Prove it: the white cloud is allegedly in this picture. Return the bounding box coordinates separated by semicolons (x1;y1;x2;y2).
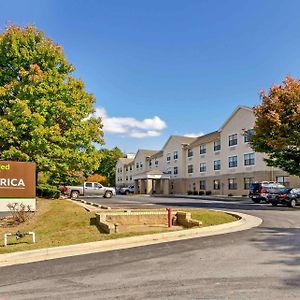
92;107;167;138
184;132;204;138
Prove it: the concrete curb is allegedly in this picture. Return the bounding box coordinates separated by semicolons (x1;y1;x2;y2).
152;194;248;202
0;211;262;267
72;198;111;210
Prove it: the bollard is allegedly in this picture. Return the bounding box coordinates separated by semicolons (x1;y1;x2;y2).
166;208;172;228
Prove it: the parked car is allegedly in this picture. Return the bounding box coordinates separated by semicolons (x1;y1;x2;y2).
119;185;135;195
249;181;286;203
61;182;116;199
267;188;300;207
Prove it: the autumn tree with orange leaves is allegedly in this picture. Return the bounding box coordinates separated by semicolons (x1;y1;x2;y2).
250;76;300;176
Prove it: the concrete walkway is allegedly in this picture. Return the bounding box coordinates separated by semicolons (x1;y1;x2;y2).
0;210;262;267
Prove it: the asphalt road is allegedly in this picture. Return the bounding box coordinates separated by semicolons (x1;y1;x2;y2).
0;196;300;299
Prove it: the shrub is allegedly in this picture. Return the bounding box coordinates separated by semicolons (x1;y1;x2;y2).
228;193;233;197
187;190;193;195
199;190;205;195
7;202;32;224
205;190;212;195
37;184;60;199
193;191;199;195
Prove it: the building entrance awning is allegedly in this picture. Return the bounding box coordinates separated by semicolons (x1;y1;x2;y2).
133;170;171;181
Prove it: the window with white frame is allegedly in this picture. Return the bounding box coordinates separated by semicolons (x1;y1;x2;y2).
140;162;143;168
213;179;220;190
130;176;132;181
149;160;152;167
244;177;254;189
136;163;139;169
276;176;290;187
187;149;193;157
200;163;206;172
188;164;194;174
199;180;206;190
244;153;255;166
229;134;238;146
166;153;171;161
228;155;238;168
200;144;206;154
155;160;159;166
228;178;237;190
130;165;132;171
244;129;254;143
214;140;221;151
174;166;178;175
214;160;221;170
174;150;178;160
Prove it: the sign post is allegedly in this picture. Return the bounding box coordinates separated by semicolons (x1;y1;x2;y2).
0;161;36;212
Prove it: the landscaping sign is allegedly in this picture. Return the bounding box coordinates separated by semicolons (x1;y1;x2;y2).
0;161;36;211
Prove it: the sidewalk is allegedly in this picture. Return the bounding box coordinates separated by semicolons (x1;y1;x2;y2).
0;210;261;267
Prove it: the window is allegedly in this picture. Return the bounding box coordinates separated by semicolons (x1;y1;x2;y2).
228;156;238;168
130;165;132;171
200;163;206;172
199;180;206;190
214;140;221;151
155;160;159;166
228;178;237;190
244;153;255;166
136;163;139;169
244;177;254;190
126;176;128;181
149;160;152;167
188;149;193;157
213;179;220;190
166;153;171;161
174;151;178;160
85;182;92;188
166;168;172;174
244;129;254;143
174;166;178;175
214;160;221;170
276;176;290;187
229;134;238;146
188;164;194;174
200;145;206;154
140;162;143;168
130;176;132;181
125;167;128;172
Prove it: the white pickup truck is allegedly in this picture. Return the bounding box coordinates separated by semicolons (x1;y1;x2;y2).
62;182;116;199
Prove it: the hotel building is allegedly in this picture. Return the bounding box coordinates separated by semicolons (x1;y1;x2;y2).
116;106;300;196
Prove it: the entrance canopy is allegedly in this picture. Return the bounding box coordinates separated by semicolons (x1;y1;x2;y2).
133;170;171;181
133;170;171;195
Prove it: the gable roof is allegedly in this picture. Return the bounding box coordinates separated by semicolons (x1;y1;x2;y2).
118;157;134;165
218;105;253;132
135;149;159;158
187;131;220;149
161;135;196;150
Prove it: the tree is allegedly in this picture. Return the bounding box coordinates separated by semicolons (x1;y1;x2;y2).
0;25;104;185
86;174;108;186
97;147;123;186
250;76;300;176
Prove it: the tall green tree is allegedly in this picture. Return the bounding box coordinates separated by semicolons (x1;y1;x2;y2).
0;25;104;184
250;76;300;176
97;147;123;186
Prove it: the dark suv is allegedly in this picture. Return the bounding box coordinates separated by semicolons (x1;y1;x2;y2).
249;182;286;203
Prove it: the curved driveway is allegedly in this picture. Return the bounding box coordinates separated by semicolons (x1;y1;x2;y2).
0;197;300;299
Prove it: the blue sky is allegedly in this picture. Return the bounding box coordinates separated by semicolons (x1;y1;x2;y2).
2;0;300;153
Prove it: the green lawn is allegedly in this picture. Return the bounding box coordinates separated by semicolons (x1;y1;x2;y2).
0;199;238;254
